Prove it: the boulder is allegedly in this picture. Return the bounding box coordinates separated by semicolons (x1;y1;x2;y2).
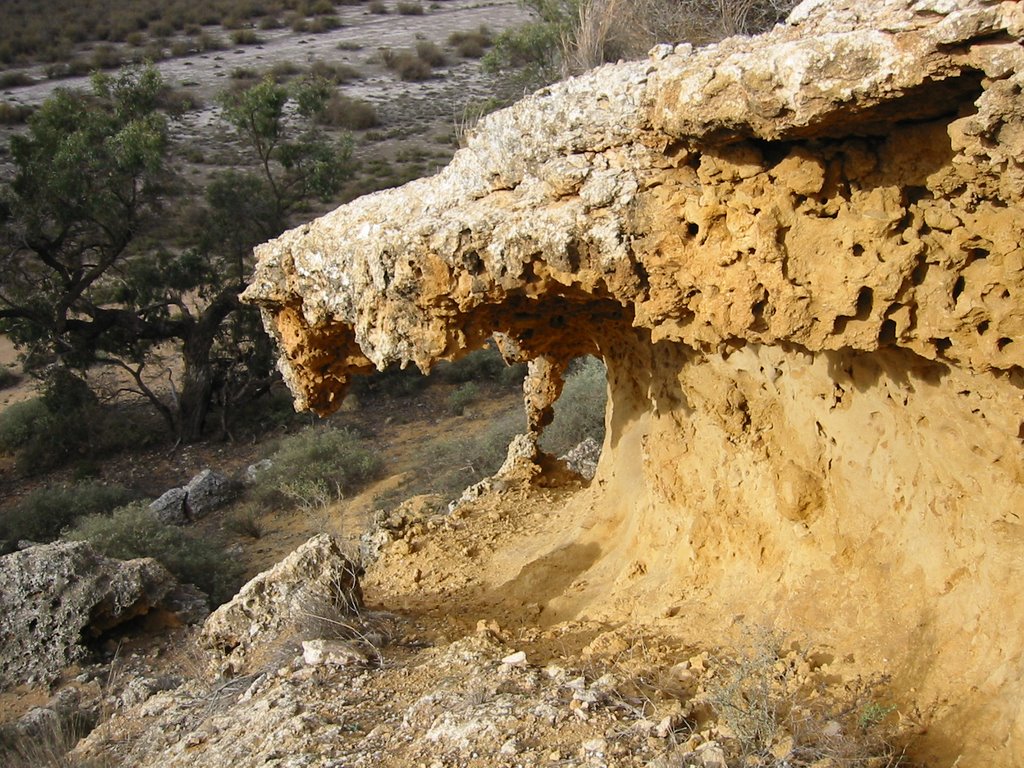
200;534;363;677
559;437;601;481
184;469;239;520
0;541;208;688
148;469;240;526
149;487;188;526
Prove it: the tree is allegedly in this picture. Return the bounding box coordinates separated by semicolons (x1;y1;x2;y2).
0;67;353;442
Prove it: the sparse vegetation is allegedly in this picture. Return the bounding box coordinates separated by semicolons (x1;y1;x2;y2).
541;356;607;456
397;1;425;15
705;628;908;766
224;504;266;539
368;0;389;13
447;381;480;415
66;503;245;606
415;40;446;67
0;482;137;548
448;26;493;58
485;0;797;85
253;427;384;511
383;48;433;81
318;94;379;129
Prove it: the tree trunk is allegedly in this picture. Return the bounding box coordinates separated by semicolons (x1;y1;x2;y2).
176;288;240;442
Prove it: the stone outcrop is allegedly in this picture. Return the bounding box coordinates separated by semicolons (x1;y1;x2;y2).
150;469;240;525
200;534;363;677
243;0;1024;764
0;541;208;688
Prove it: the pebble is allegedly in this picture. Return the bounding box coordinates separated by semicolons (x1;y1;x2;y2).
501;650;527;666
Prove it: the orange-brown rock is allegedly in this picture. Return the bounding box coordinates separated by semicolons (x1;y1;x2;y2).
243;0;1024;764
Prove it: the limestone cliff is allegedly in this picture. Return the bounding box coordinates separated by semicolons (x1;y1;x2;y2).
243;0;1024;764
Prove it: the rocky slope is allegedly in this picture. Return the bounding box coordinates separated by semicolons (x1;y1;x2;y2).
243;0;1024;764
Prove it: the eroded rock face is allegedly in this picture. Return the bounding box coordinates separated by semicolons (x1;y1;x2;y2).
200;534;363;677
0;541;207;688
243;0;1024;764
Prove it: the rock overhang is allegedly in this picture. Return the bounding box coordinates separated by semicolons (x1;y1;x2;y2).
243;1;1024;763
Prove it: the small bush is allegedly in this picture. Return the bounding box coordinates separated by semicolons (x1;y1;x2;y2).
0;102;33;124
336;41;364;51
259;15;285;29
309;59;361;83
66;504;244;606
0;71;32;87
318;93;379;129
224;505;265;539
540;356;607;456
254;427;383;511
195;31;227;51
448;26;492;58
270;59;303;81
309;15;343;32
0;482;137;545
367;0;389;13
231;28;262;45
447;382;479;415
397;1;424;14
383;49;432;81
415;40;446;67
0;398;49;453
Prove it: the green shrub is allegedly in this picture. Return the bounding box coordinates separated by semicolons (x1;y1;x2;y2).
318;93;378;129
254;426;383;510
367;0;388;13
0;482;137;545
397;1;424;14
447;382;479;415
482;22;560;80
66;504;244;606
540;356;607;456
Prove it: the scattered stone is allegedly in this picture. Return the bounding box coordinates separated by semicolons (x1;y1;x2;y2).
501;650;527;666
302;639;368;667
244;459;274;485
